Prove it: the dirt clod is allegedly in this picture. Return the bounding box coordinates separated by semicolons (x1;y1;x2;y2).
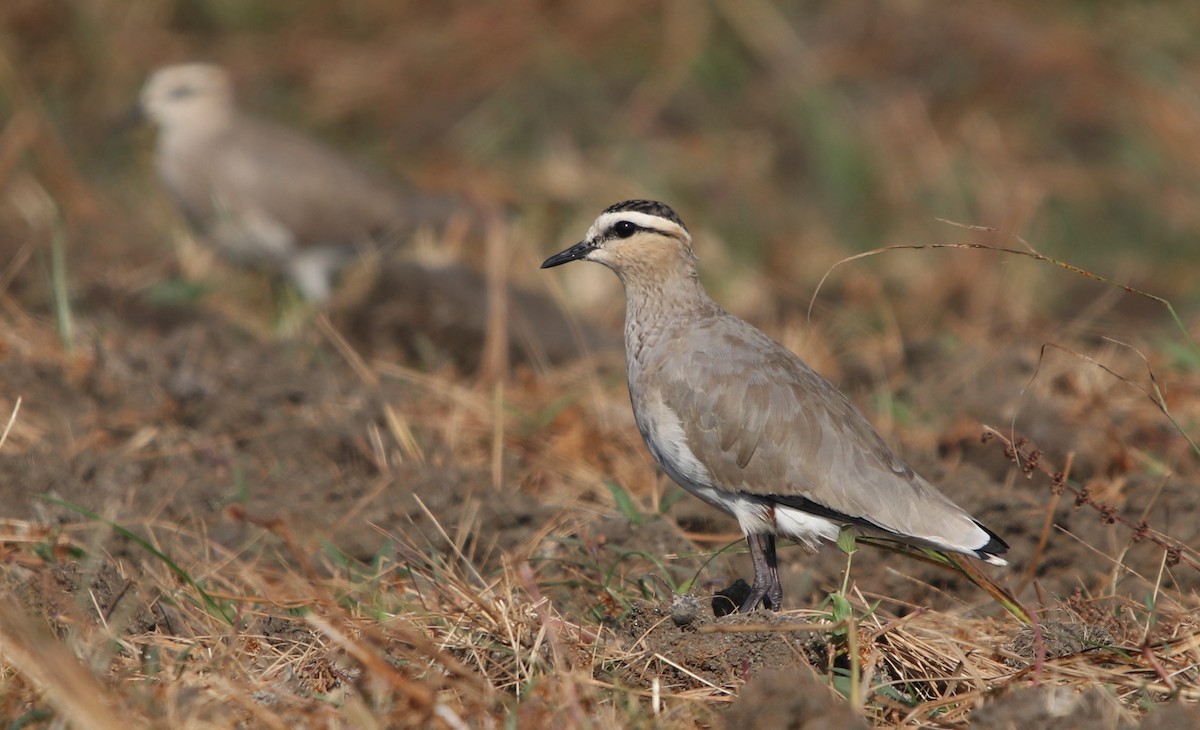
726;668;869;730
620;600;825;690
972;686;1133;730
1004;620;1115;668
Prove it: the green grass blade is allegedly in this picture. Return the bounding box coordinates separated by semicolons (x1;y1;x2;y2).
38;494;235;624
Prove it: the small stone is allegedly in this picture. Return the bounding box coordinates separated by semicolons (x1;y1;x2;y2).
670;593;702;626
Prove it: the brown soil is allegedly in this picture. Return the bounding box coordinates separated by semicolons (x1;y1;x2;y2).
2;207;1198;726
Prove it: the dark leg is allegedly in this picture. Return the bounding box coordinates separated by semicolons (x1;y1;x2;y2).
740;533;784;612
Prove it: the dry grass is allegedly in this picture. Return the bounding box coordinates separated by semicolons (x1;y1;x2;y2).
2;288;1199;727
3;498;1199;727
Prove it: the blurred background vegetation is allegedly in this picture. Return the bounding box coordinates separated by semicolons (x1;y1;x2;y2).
4;0;1200;336
4;6;1200;723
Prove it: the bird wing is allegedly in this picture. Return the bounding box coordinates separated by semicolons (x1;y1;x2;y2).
650;313;989;550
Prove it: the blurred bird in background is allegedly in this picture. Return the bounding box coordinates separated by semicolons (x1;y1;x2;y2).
137;62;465;302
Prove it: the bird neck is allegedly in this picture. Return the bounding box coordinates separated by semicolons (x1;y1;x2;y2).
618;265;716;362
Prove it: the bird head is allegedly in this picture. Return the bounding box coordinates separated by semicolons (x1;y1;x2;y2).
139;63;236;134
541;200;696;279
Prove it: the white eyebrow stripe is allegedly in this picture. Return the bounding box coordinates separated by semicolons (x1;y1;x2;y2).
586;210;688;243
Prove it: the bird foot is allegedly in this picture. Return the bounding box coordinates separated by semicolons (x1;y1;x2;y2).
740;533;784;612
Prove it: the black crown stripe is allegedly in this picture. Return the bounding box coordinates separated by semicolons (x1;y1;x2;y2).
602;200;687;231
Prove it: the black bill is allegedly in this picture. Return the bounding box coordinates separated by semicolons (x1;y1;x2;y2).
540;241;594;268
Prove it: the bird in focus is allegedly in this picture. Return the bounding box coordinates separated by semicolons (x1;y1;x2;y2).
542;200;1008;612
138;62;463;302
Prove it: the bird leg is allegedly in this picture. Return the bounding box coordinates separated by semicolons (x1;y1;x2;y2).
740;533;783;612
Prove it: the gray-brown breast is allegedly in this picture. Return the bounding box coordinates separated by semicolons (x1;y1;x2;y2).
639;310;984;545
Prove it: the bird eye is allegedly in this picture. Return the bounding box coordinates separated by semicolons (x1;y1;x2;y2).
613;220;637;238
